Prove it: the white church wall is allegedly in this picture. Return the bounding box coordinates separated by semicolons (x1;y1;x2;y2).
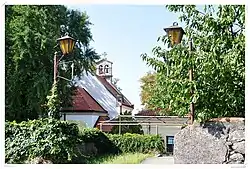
60;114;99;128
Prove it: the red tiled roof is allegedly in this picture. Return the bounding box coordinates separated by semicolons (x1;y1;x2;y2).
136;108;175;116
62;87;107;113
96;76;134;108
136;110;157;116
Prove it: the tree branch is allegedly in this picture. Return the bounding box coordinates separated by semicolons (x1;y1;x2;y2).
230;25;234;38
197;10;206;16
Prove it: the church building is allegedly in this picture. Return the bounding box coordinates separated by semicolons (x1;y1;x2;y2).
60;55;134;131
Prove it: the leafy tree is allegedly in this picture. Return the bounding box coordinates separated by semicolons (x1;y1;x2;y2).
5;5;100;122
141;5;245;121
139;71;157;109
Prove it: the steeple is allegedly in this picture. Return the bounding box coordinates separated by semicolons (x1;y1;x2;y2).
96;52;113;83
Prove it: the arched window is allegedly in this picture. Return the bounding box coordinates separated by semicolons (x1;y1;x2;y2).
104;65;109;73
99;65;103;74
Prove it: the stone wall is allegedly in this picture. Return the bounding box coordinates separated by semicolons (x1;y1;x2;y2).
174;118;245;164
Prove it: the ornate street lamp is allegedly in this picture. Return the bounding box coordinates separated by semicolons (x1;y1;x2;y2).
53;34;76;84
164;22;185;46
164;22;194;124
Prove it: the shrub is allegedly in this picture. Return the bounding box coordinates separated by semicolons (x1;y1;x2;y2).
79;128;120;155
77;128;164;156
5;118;81;164
107;133;164;154
5;119;164;164
67;120;87;132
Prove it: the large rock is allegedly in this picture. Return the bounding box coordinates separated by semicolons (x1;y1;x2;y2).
174;120;245;164
174;125;228;164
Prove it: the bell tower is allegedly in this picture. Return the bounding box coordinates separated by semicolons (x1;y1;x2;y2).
96;52;113;83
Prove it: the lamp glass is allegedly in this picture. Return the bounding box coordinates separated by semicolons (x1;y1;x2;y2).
164;22;184;46
170;29;182;45
57;35;76;55
61;39;68;54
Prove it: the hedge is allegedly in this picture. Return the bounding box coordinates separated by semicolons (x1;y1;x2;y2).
107;133;164;154
5;119;165;164
78;129;164;155
5;118;81;164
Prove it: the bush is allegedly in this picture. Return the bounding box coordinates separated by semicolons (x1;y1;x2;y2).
67;120;87;132
5;119;164;164
5;118;81;164
107;133;164;154
79;128;120;155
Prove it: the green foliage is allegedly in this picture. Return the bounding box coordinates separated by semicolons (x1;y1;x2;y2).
141;5;245;121
110;111;144;135
46;83;60;119
79;128;163;155
5;120;164;164
79;128;120;155
67;120;87;130
5;118;81;164
107;133;164;154
5;5;100;122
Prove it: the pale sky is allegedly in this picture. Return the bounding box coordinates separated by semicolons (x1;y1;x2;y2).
67;5;182;110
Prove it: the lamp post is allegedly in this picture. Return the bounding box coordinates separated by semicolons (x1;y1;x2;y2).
49;34;76;118
117;94;123;135
164;22;195;124
54;35;76;85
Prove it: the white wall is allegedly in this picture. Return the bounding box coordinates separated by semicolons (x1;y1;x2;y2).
142;125;182;136
122;105;133;113
116;105;133;114
61;114;99;128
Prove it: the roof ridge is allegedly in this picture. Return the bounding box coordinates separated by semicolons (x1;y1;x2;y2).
96;76;133;107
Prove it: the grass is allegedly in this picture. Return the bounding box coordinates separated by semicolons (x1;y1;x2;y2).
86;153;153;164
